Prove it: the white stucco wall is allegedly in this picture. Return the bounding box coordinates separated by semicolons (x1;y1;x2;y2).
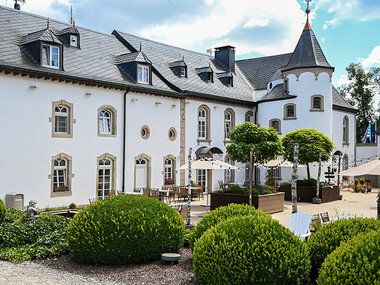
0;74;124;208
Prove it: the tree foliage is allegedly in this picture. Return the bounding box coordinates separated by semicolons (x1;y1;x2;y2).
226;122;283;164
340;63;380;142
282;129;333;178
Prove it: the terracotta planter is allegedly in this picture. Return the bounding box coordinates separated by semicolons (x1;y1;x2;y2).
210;192;284;214
279;185;339;203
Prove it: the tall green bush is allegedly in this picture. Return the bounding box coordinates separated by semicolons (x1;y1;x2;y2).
318;230;380;285
193;216;311;285
67;195;185;265
308;218;380;277
189;204;267;250
0;199;6;224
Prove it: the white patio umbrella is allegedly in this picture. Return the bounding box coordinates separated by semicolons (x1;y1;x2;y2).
261;158;294;168
179;159;239;170
340;158;380;176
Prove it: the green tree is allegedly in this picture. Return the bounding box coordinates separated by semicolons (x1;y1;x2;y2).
226;122;283;205
340;63;380;142
282;129;333;179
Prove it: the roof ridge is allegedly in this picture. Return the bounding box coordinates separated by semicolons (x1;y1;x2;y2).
114;30;213;58
236;53;293;62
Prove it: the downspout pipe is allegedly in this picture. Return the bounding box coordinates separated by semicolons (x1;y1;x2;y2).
122;88;131;193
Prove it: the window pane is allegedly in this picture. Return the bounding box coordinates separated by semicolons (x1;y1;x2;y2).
287;106;295;117
42;46;49;65
51;47;59;67
138;66;143;82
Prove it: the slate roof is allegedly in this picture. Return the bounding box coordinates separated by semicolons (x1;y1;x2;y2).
0;6;174;94
256;84;297;103
236;53;292;90
283;29;333;72
114;51;152;65
332;87;357;113
55;26;80;35
113;31;254;102
195;66;213;74
20;28;62;45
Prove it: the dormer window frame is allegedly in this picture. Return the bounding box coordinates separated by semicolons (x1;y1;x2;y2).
41;43;61;70
228;76;233;87
69;34;79;48
137;64;151;85
208;72;214;83
180;66;187;78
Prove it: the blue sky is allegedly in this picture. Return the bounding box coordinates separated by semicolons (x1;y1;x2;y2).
1;0;379;87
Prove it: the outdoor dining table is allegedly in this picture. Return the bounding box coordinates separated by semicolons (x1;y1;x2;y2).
159;189;173;202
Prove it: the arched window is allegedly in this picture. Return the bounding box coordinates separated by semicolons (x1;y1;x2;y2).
343;116;349;144
343;154;348;170
269;119;281;134
245;111;253;123
134;154;151;189
98;105;117;136
224;108;235;139
198;105;210;140
50;153;73;197
51;100;74;138
224;156;235;183
284;103;296;120
97;154;116;199
311;95;324;111
164;155;176;185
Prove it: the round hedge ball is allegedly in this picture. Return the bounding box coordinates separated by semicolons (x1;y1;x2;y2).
193;216;311;285
308;217;380;278
318;230;380;285
67;195;186;264
189;203;268;250
0;198;6;224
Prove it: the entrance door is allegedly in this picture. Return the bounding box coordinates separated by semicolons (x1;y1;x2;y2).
136;158;147;188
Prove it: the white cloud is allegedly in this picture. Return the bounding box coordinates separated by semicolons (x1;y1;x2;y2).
316;0;380;28
361;46;380;69
337;74;350;87
139;0;307;56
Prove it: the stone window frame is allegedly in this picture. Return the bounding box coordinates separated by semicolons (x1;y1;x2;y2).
163;154;176;185
49;153;73;197
134;153;151;189
141;125;151;140
224;155;235;183
50;100;75;138
269;118;282;134
245;111;253;123
224;108;235;141
343;116;349;145
96;153;116;199
310;95;325;112
97;105;117;137
168;127;177;141
283;103;297;120
197;104;211;143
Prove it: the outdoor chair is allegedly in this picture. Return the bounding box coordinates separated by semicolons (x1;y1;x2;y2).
320;212;330;225
173;186;180;201
179;187;188;201
143;188;150;197
289;212;312;240
133;188;142;194
151;189;159;199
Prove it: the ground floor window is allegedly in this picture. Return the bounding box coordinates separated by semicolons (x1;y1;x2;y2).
197;169;207;190
224;156;235;183
50;153;73;197
164;156;176;185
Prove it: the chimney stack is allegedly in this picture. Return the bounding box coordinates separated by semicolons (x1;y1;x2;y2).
214;45;235;73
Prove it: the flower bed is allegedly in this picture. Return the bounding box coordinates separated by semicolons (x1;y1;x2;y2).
210;191;284;213
279;184;339;203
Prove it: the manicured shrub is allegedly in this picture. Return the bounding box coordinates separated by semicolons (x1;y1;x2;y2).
67;195;185;264
0;214;70;261
297;178;317;186
0;199;6;224
68;202;76;209
308;217;380;278
3;208;25;223
318;230;380;285
189;203;268;250
193;216;311;285
220;185;248;194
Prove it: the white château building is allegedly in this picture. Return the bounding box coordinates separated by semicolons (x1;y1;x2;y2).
0;5;356;207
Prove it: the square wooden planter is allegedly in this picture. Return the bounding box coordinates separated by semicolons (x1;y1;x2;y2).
279;185;339;203
210;192;284;214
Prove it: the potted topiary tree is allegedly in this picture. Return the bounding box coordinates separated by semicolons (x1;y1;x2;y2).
281;129;335;204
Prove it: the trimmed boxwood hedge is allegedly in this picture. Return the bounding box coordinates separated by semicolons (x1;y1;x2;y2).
0;199;6;224
189;203;268;250
318;230;380;285
308;217;380;277
193;216;311;285
67;195;185;265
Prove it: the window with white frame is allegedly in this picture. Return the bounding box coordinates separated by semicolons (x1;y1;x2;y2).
42;45;60;68
99;110;112;134
245;111;253;123
70;35;78;47
137;64;150;84
197;169;207;189
198;108;207;139
98;158;113;199
180;66;187;77
225;111;232;139
256;168;261;184
164;158;175;185
343;116;349;143
53;158;69;192
224;156;234;183
55;105;69;134
269;167;281;179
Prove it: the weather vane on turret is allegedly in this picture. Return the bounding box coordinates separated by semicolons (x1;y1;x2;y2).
304;0;312;30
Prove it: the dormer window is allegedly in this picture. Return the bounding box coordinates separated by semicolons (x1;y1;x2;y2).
42;45;60;69
196;66;214;83
181;66;187;77
70;35;78;47
207;72;213;82
228;77;233;87
216;72;233;87
137;64;150;84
